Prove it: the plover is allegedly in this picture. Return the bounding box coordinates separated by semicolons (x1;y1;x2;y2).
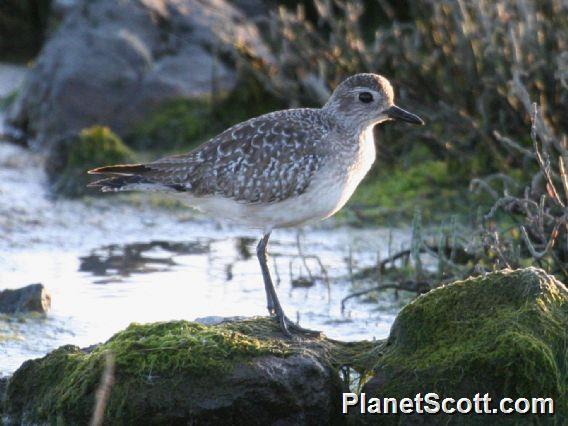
88;73;424;336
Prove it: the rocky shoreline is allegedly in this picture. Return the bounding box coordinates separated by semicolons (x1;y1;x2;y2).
2;268;566;424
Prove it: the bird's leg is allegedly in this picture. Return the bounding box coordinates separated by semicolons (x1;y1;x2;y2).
257;233;289;335
257;233;276;315
256;233;320;338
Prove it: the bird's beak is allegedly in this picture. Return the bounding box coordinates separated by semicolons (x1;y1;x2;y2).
384;105;424;125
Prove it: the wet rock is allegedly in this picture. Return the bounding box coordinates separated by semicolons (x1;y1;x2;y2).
357;268;568;424
45;126;134;197
7;0;271;150
2;318;352;425
194;315;248;325
0;283;51;314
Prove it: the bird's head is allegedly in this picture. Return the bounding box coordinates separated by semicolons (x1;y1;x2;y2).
323;73;424;131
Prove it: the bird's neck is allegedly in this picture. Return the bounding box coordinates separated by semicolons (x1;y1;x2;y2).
321;109;370;140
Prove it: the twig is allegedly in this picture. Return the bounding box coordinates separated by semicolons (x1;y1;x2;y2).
531;103;564;208
493;130;536;159
341;281;431;312
90;352;115;426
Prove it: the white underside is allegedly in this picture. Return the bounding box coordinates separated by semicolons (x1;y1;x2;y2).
177;126;377;232
180;175;345;231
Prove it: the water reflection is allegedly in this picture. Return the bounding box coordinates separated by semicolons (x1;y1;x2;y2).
1;229;411;376
79;240;210;282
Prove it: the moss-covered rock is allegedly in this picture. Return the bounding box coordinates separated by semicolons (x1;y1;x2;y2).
125;98;214;152
45;126;134;198
2;318;358;425
359;268;568;424
125;75;285;152
4;268;565;424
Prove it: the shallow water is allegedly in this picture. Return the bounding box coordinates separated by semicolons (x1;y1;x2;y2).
0;64;413;377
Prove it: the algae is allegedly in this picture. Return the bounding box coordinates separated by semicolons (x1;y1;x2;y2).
2;316;378;424
362;267;568;423
103;320;290;377
1;319;295;423
348;159;469;224
126;75;285;152
45;126;134;198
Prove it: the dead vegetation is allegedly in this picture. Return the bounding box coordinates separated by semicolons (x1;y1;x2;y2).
237;0;567;179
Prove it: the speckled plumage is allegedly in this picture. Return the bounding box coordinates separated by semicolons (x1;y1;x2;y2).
121;108;332;204
89;73;423;230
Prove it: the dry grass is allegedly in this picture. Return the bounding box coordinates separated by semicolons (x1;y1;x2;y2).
236;0;567;178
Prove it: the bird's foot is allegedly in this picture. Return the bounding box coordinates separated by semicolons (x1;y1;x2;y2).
272;311;321;338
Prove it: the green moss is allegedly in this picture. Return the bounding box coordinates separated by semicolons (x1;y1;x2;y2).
347;160;468;224
103;320;289;377
126;98;214;151
2;316;381;423
125;75;285;152
2;319;294;423
46;126;135;198
8;269;565;423
363;268;568;422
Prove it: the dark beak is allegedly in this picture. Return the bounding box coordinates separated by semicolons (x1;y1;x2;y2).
384;105;424;125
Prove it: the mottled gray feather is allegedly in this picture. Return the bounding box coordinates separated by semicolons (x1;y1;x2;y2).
91;109;332;203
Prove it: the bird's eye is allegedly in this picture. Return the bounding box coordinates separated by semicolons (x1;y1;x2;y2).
358;92;373;103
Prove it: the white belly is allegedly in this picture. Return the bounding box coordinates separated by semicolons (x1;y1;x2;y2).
182;127;376;231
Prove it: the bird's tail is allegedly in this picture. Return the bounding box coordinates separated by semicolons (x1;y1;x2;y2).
87;164;169;192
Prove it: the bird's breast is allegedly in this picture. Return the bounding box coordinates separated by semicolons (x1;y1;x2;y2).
311;126;377;219
350;126;377;179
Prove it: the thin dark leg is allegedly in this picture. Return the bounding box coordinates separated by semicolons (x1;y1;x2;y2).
257;232;290;336
256;233;320;338
257;233;276;316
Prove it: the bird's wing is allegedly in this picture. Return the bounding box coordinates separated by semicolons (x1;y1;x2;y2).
89;109;329;203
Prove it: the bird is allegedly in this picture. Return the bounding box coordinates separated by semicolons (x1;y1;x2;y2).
88;73;424;337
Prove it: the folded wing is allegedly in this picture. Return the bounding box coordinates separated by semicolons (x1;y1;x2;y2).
88;109;328;204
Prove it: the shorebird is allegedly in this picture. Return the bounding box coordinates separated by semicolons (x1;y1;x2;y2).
88;73;424;337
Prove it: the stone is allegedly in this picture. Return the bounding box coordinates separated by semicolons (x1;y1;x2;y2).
356;268;568;424
1;318;349;425
44;125;134;197
0;283;51;314
6;0;271;150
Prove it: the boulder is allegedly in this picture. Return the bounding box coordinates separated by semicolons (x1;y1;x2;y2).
0;283;51;314
1;318;353;425
6;0;271;150
44;125;134;197
357;268;568;424
4;268;566;424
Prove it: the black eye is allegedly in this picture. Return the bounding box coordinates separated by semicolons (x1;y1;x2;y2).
358;92;373;103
